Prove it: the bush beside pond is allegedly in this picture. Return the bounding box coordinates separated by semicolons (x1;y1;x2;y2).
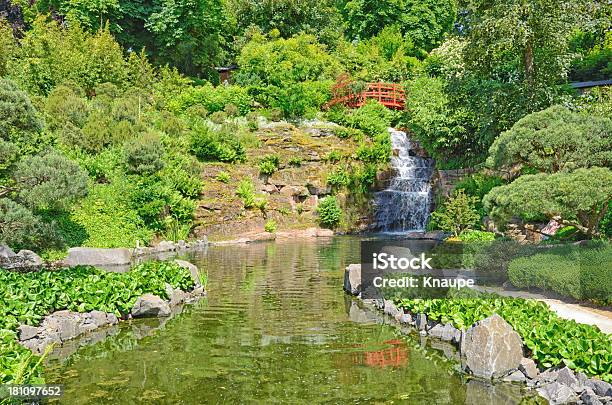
0;261;197;385
508;242;612;305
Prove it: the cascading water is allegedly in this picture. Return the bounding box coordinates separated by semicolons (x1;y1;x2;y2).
373;128;435;232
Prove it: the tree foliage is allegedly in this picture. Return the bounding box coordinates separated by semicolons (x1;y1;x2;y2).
484;168;612;237
430;189;480;236
340;0;457;53
487;106;612;174
13;151;89;210
462;0;589;86
0;78;43;139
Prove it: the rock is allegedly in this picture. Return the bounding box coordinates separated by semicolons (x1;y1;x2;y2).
428;323;461;343
18;325;39;341
106;313;119;325
262;184;279;194
383;300;400;317
165;283;174;298
56;317;79;341
177;240;187;250
306;184;331;196
557;367;580;392
156;241;176;252
503;370;526;383
16;250;43;266
66;247;132;266
537;382;578;404
460;313;523;379
416;313;427;331
170;289;188;306
302;195;318;211
192;286;206;296
174;259;202;287
588;379;612;397
581;389;603;405
131;294;171;318
399;313;413;325
343;264;361;295
519;357;539;380
316;228;334;237
279;185;309;198
0;244;15;259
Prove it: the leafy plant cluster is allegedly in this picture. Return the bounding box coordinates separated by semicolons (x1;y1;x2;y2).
0;261;196;384
395;296;612;381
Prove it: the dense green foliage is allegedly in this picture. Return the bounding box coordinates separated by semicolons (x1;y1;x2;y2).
0;261;196;384
430;190;480;237
316;196;342;228
487;106;612;174
484;168;612;237
396;296;612;381
508;243;612;304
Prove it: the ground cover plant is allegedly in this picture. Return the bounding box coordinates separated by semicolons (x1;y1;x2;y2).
395;296;612;381
0;261;197;385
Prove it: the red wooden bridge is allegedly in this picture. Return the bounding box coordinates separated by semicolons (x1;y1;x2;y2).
325;76;405;110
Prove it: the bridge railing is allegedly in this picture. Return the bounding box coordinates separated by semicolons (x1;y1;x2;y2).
326;81;405;110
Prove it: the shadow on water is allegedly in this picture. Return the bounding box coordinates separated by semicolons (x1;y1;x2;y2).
45;237;533;404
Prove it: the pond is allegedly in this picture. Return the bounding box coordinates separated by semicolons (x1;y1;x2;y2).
45;237;532;404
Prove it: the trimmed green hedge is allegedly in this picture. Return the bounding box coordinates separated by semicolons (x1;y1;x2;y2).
508;243;612;305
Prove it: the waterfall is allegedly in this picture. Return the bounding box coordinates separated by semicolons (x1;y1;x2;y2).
373;128;435;232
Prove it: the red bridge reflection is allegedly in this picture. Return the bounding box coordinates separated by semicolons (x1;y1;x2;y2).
351;339;409;368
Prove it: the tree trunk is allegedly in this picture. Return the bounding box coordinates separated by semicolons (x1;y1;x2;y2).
523;39;535;85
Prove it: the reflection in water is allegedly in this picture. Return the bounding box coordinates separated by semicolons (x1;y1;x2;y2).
45;237;532;404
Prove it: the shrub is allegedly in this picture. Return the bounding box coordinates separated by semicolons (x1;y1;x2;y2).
317;196;341;228
486;106;612;174
264;220;277;233
123;133;165;175
0;78;44;139
209;111;228;124
324;151;342;163
0;198;63;252
454;173;504;217
258;155;280;175
430;190;480;236
236;179;256;209
168;83;252;115
216;171;231;183
484;168;612;238
457;230;495;242
326;167;351;189
189;125;246;163
508;243;612;305
288;157;302;167
14;151;89;211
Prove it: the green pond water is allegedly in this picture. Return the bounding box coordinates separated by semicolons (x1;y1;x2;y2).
45;237;533;404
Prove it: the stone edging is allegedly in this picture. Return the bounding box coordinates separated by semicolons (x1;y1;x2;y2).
344;264;612;405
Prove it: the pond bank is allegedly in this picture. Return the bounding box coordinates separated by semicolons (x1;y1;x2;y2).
344;264;612;404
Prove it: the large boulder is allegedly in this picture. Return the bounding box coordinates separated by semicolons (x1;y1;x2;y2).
174;259;202;287
66;247;131;266
343;264;361;295
131;294;171;318
16;250;43;267
460;313;523;379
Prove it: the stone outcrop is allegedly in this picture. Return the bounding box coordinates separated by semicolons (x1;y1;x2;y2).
19;310;119;354
460;314;523;379
0;245;43;270
343;263;361;295
66;247;132;266
131;294;172;318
